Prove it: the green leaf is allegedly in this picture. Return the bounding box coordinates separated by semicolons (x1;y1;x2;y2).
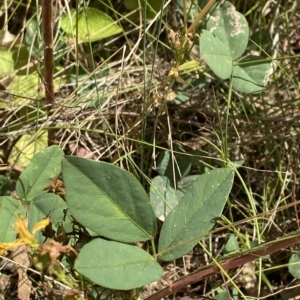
206;1;249;60
150;176;177;221
150;175;200;221
24;18;42;57
5;71;66;109
29;194;68;243
223;234;239;254
158;167;234;261
157;149;193;181
75;238;163;290
0;196;26;242
176;0;200;23
249;29;273;54
214;290;230;300
178;174;201;189
0;46;14;76
60;8;122;44
289;251;300;278
12;44;35;75
33;193;67;226
8;131;48;168
232;56;272;94
200;30;232;80
62;156;156;243
15;145;64;201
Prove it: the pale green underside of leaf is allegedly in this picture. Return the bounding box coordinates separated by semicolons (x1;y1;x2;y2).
75;238;163;290
289;252;300;279
206;1;249;60
200;30;232;80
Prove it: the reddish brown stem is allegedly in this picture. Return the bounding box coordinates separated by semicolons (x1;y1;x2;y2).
146;233;300;300
41;0;55;145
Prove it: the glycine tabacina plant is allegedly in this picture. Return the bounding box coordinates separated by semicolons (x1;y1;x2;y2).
0;0;275;294
0;145;234;290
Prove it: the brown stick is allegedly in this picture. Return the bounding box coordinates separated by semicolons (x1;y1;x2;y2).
41;0;56;145
42;0;54;104
186;0;217;34
146;232;300;300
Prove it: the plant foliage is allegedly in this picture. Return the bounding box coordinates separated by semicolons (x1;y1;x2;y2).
0;146;235;290
200;1;272;93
